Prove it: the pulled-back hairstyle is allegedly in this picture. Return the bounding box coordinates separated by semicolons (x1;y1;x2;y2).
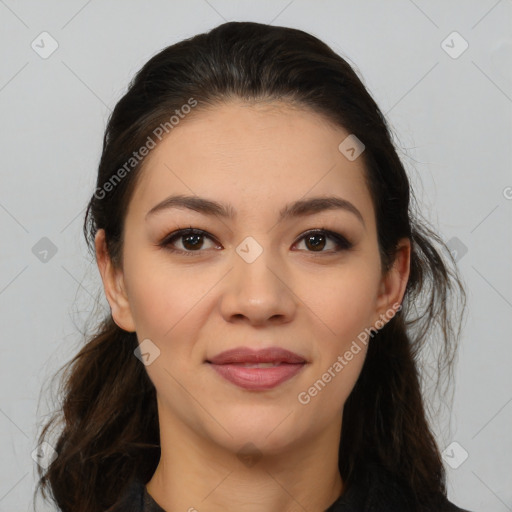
36;21;466;512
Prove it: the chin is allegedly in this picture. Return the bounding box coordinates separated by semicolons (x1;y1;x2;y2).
209;407;306;456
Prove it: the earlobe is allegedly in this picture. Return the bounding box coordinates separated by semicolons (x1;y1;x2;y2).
375;238;411;323
94;229;136;332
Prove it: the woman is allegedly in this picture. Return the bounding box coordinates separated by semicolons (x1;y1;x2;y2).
36;21;471;512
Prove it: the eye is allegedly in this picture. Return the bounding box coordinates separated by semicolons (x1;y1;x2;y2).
293;229;353;253
159;228;220;256
158;227;353;256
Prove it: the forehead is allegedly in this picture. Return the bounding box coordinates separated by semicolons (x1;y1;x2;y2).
127;100;375;227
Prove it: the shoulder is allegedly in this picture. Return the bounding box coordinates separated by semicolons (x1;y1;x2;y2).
366;466;474;512
107;478;145;512
327;463;473;512
443;502;473;512
108;477;166;512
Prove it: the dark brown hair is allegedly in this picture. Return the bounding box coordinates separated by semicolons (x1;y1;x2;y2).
35;21;466;512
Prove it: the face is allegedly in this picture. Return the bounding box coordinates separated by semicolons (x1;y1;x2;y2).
96;100;410;457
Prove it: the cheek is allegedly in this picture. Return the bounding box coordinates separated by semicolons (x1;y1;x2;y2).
124;264;216;393
123;252;225;341
298;261;381;347
127;277;185;336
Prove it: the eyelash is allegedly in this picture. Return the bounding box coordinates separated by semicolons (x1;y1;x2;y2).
158;227;353;257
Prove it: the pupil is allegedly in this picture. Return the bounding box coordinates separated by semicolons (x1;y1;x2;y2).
183;234;203;250
306;234;325;251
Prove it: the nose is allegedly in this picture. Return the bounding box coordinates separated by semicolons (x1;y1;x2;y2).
218;242;297;327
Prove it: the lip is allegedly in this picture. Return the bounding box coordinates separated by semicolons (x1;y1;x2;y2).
207;347;307;391
208;347;306;365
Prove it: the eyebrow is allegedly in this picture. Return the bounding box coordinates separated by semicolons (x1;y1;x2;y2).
145;194;365;227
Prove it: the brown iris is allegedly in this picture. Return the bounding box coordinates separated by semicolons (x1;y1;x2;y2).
182;233;204;250
304;233;326;251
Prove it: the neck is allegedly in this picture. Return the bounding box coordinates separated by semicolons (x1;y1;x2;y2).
146;413;344;512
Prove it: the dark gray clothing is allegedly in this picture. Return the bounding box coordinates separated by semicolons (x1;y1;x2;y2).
111;464;472;512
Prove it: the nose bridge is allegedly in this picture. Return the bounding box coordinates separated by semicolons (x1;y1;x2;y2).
219;234;296;323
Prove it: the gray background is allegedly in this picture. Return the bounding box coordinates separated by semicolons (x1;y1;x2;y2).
1;0;511;510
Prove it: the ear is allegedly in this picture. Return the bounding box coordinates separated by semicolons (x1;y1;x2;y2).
374;238;411;323
95;229;136;332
